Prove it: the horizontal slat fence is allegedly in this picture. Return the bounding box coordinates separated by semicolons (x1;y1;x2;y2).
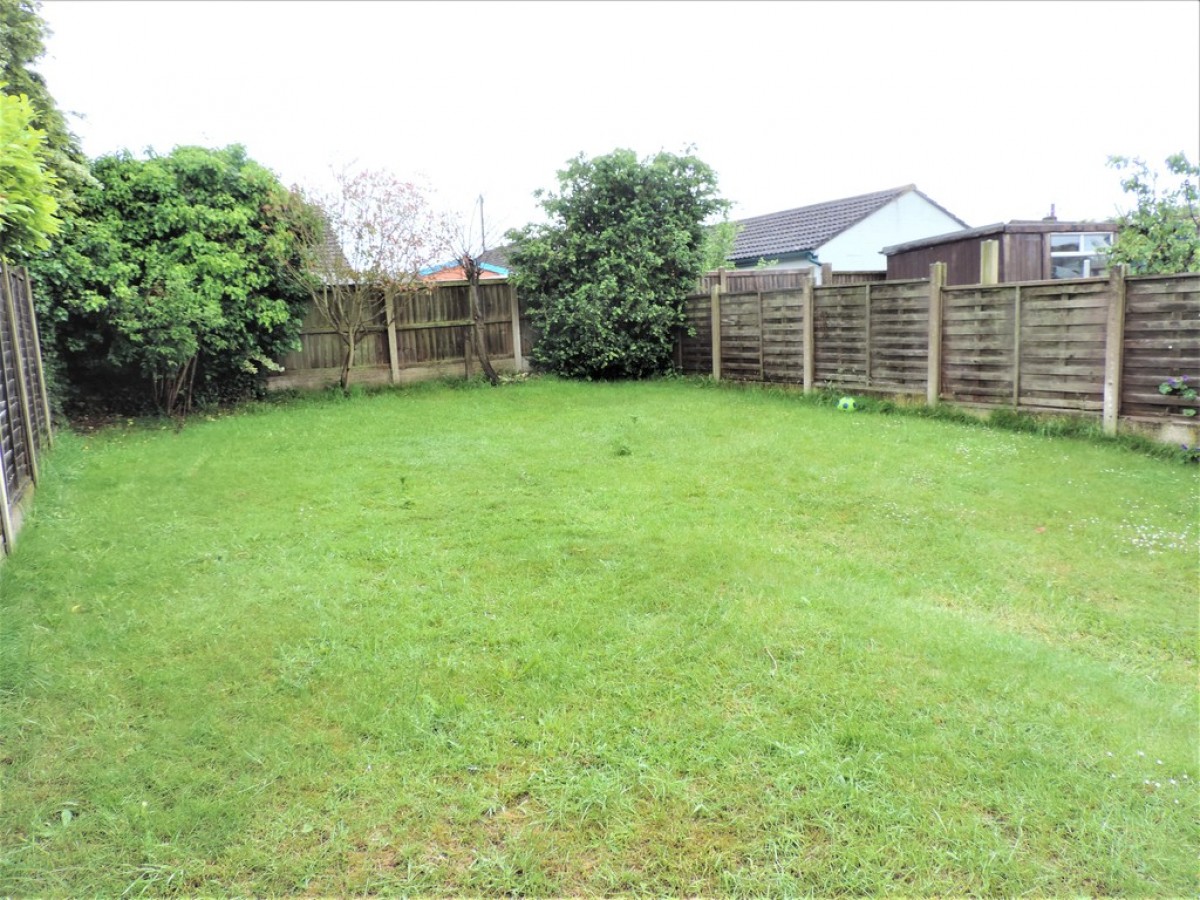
271;280;531;390
696;267;887;293
866;280;931;394
0;263;53;556
680;291;713;374
679;266;1200;440
717;291;763;381
762;289;806;383
813;284;869;388
697;268;812;293
940;285;1017;406
1121;274;1200;418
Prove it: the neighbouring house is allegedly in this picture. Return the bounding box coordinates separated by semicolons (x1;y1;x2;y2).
728;184;968;278
882;216;1118;285
478;245;512;272
419;257;510;283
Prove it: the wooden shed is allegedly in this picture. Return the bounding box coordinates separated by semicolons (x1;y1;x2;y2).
882;218;1117;285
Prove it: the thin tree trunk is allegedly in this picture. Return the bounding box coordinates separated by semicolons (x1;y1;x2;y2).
340;330;356;391
466;263;499;386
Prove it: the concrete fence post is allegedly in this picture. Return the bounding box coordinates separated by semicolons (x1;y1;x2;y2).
1102;264;1128;435
710;284;722;380
980;240;999;285
802;272;815;393
926;262;946;406
509;284;525;372
384;287;401;384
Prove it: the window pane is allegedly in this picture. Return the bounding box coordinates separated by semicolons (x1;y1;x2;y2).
1087;254;1108;277
1050;233;1082;252
1053;257;1087;279
1082;233;1113;251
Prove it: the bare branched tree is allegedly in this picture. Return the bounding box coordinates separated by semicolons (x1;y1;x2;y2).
447;195;502;386
287;168;446;390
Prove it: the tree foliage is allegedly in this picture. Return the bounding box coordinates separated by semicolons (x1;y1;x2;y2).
34;145;311;415
286;168;447;390
507;148;728;379
0;0;89;221
0;86;58;256
699;218;741;272
1107;152;1200;274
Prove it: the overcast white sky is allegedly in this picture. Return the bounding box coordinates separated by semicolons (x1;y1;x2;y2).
35;0;1200;239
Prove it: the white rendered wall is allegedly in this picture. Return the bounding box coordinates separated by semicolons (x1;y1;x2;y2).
744;255;815;272
817;192;965;271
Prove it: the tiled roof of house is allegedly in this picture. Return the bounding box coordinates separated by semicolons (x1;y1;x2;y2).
729;185;966;263
478;245;511;271
322;225;350;272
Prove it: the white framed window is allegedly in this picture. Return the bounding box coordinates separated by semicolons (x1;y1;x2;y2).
1050;232;1113;278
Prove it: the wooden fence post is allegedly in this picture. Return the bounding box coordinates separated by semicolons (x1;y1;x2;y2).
980;240;1000;285
756;291;765;381
0;436;12;555
1;262;38;485
710;283;722;380
864;283;873;387
820;262;833;287
1102;264;1128;435
509;284;524;372
384;287;401;384
926;262;946;406
20;268;53;447
0;320;12;554
1011;286;1022;407
802;272;815;393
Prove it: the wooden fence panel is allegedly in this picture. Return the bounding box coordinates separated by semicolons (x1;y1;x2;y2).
761;289;806;383
0;264;51;556
274;281;527;386
697;269;813;293
828;271;888;285
680;293;713;375
1121;274;1200;418
813;284;868;388
940;285;1018;405
678;269;1198;441
868;281;929;393
1015;281;1109;412
718;291;763;381
8;270;49;451
518;293;538;363
0;288;27;506
697;268;884;292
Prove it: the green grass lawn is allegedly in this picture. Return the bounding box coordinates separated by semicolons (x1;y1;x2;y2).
1;377;1197;896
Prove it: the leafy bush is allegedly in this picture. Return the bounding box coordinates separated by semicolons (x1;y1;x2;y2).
30;145;310;416
1107;153;1200;274
507;148;727;379
0;87;59;257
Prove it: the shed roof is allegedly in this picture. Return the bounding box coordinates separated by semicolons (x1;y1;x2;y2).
729;185;967;263
881;218;1118;256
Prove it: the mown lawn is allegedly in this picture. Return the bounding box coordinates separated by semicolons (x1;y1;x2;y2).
1;377;1196;896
